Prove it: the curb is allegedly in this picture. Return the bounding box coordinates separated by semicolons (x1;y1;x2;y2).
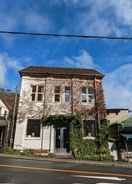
0;153;132;169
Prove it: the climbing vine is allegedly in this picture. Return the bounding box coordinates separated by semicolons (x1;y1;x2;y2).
44;114;111;161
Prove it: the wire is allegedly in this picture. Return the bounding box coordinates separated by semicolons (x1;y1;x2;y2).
0;30;132;40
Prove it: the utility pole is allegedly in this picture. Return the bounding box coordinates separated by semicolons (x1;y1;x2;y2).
10;86;18;148
41;77;47;153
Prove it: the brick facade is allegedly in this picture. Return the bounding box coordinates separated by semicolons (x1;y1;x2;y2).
14;67;106;152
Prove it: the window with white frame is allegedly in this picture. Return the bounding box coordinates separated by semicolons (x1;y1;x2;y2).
81;86;94;103
31;85;44;102
54;86;61;102
26;119;41;137
65;86;71;102
83;120;96;137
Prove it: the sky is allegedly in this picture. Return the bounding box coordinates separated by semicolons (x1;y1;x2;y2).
0;0;132;109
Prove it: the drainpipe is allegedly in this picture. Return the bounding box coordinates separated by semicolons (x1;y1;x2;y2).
41;76;47;153
70;77;74;115
94;77;99;137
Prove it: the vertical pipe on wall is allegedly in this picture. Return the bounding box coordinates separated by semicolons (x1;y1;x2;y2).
94;77;99;137
70;77;74;115
41;76;47;153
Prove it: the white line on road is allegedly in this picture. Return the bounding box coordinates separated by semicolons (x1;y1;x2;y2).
96;183;119;184
72;183;84;184
72;175;126;181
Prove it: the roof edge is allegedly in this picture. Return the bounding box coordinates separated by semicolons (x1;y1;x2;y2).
19;66;104;79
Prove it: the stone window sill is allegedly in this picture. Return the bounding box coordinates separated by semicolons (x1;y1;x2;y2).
24;137;41;140
83;136;95;140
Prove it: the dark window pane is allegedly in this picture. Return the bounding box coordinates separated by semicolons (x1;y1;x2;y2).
83;120;96;137
38;86;44;93
89;95;94;103
55;94;60;102
32;85;36;93
31;94;35;101
38;94;43;101
4;111;7;118
82;87;87;94
65;86;70;102
0;107;2;115
88;86;94;94
65;94;70;102
55;86;60;93
26;119;40;137
65;86;70;92
81;94;87;102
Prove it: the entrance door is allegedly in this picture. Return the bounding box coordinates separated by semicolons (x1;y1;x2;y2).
55;127;69;153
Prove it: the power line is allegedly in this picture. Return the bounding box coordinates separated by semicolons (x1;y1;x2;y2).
0;30;132;40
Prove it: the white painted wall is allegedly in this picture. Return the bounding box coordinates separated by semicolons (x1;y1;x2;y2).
107;110;129;124
0;99;9;119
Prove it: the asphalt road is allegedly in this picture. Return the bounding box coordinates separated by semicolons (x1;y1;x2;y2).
0;156;132;184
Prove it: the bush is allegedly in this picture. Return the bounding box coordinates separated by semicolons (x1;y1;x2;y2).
3;146;14;154
19;149;33;156
3;146;33;157
70;114;112;161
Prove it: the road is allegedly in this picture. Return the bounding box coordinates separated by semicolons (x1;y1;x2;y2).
0;156;132;184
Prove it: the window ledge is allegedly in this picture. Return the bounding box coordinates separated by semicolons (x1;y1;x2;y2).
83;136;95;140
24;137;41;140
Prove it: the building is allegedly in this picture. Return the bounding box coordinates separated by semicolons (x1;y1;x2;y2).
107;108;129;125
107;109;131;161
14;66;106;154
0;91;17;149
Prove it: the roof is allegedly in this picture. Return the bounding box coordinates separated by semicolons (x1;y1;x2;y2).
0;92;16;111
107;108;129;114
19;66;104;79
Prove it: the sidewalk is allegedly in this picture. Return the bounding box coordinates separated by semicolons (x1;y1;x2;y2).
0;153;132;169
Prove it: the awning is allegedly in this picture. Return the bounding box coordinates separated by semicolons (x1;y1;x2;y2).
0;119;8;127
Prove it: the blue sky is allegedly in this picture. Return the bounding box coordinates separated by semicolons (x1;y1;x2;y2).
0;0;132;109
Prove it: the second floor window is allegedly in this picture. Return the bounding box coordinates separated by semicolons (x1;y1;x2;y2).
81;86;94;103
54;86;61;102
31;85;44;102
65;86;71;102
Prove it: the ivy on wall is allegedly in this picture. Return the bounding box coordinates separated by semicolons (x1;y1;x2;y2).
44;114;112;161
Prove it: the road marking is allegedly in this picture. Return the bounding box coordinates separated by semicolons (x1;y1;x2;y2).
0;164;131;179
96;183;119;184
72;175;126;181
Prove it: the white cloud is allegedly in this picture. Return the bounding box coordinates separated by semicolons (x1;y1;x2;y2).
24;12;51;32
0;52;31;87
103;64;132;109
65;50;98;69
0;62;6;86
0;10;52;44
58;0;132;36
65;50;132;110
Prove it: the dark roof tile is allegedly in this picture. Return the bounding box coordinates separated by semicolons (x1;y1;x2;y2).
19;66;104;79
